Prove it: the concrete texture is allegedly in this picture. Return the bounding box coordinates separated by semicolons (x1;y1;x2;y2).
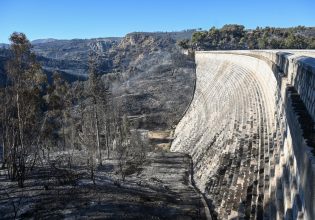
171;50;315;219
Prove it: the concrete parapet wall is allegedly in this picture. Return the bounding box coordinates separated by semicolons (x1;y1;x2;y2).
171;50;315;219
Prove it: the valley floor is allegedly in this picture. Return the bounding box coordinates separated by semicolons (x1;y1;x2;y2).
0;152;207;219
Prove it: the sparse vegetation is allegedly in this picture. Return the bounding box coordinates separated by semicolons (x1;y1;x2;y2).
0;32;148;188
0;32;47;188
0;31;202;219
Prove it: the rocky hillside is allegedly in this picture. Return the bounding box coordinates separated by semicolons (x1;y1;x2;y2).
33;37;121;79
0;31;196;130
106;33;195;129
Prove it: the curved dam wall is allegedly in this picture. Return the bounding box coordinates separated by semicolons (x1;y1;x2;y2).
171;50;315;219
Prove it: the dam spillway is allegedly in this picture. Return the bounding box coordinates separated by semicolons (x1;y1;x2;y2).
171;50;315;219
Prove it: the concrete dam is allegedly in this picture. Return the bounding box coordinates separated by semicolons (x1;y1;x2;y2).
171;50;315;219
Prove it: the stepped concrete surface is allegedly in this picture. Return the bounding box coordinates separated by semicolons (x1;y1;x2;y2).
171;50;315;220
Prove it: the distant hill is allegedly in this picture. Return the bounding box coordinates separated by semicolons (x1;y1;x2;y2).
128;29;198;41
0;43;9;49
0;30;196;81
31;38;58;44
0;31;196;129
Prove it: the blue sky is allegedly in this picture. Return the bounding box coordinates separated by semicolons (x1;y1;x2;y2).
1;0;315;43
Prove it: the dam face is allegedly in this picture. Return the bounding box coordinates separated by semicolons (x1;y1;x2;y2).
171;50;315;219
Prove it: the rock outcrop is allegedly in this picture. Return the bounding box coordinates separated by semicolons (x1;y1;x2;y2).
171;50;315;219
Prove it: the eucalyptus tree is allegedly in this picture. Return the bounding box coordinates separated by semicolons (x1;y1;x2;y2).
2;32;46;187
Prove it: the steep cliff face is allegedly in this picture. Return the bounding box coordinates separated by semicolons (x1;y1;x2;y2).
106;33;195;130
171;50;315;219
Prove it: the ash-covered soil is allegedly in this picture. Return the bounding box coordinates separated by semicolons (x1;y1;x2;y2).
0;152;207;219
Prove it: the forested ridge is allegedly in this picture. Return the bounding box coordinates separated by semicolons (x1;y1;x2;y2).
178;25;315;50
